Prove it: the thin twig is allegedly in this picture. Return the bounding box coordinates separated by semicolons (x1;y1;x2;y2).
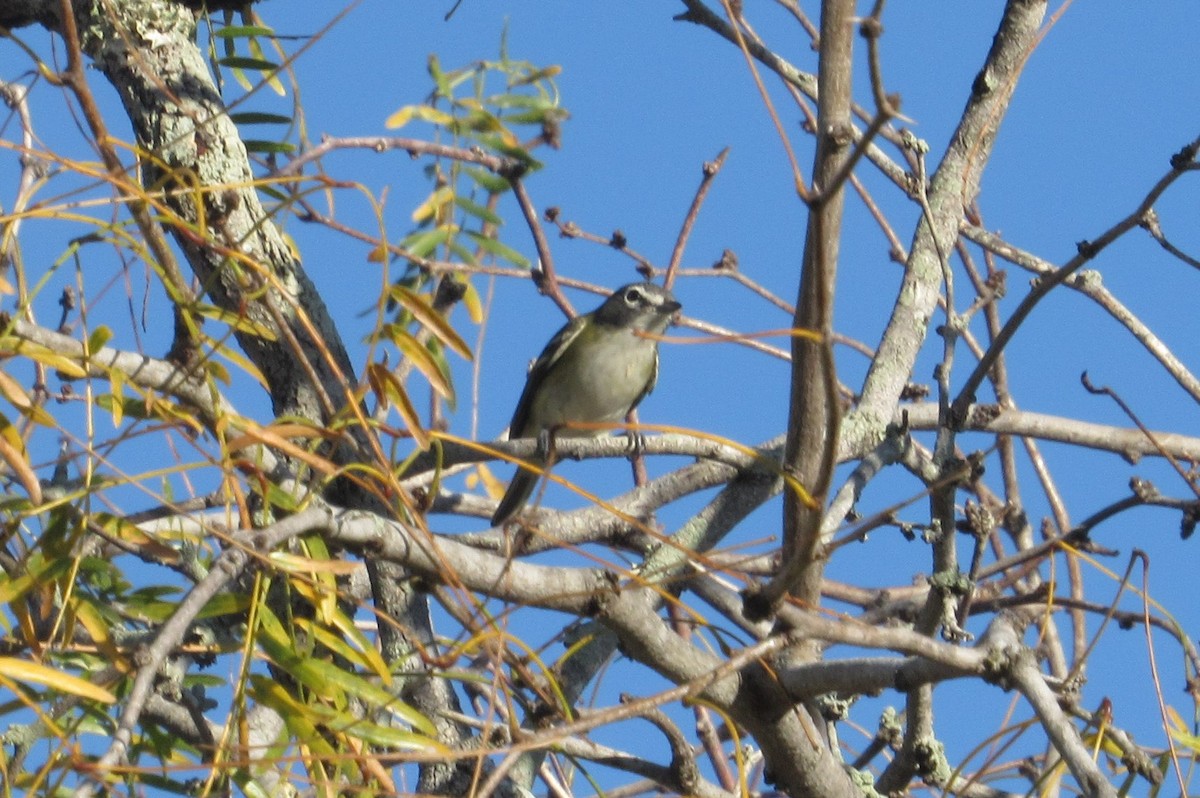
665;147;729;288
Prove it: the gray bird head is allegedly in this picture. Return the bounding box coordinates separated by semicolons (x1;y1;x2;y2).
593;282;681;333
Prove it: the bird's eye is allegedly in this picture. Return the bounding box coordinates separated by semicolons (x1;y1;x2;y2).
624;287;642;305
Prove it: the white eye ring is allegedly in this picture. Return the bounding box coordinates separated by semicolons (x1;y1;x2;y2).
624;287;642;304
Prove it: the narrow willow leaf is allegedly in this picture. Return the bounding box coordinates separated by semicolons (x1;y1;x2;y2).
227;423;337;477
218;56;277;70
464;230;530;269
213;25;274;38
385;104;454;130
193;304;279;340
461;280;484;324
197;592;251;619
205;359;231;385
464;166;512;194
390;328;454;403
72;596;127;670
329;716;445;751
248;36;285;95
243;140;295;154
0;433;39;505
400;226;454;259
108;370;125;426
510;64;562;86
0;552;70;604
230;112;293;125
411;185;456;224
0;657;116;703
268;552;361;577
300;657;437;736
250;676;337;757
365;363;429;449
8;341;88;378
86;325;113;353
453;194;503;226
325;608;390;685
389;285;473;360
94;514;179;563
487;93;558;110
478;136;542;168
0;369;34;410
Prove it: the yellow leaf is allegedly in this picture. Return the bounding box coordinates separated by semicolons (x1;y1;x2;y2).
0;432;40;506
193;304;279;341
0;657;116;703
72;598;129;672
226;422;338;477
268;551;361;576
366;363;429;449
385;105;454;130
461;280;484;324
0;369;33;410
389;285;473;360
392;331;453;402
109;370;124;427
95;514;180;563
7;341;87;378
411;186;456;225
248;37;285;96
203;336;268;388
475;462;505;499
512;65;562;86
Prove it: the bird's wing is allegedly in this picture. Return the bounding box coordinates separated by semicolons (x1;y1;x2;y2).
507;312;590;438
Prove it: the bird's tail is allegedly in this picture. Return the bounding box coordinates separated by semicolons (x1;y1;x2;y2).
491;464;541;526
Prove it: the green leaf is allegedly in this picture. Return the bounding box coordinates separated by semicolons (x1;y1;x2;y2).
504;108;564;125
213;25;275;38
487;93;557;111
229;112;293;126
0;552;71;604
95;394;151;423
464;166;513;194
218;56;278;71
445;237;478;266
251;676;338;757
477;135;542;169
198;592;251;619
243;140;296;154
399;225;455;259
262;481;301;513
453;194;503;226
86;325;112;354
464;230;531;269
427;54;450;97
255;609;437;737
510;64;563;87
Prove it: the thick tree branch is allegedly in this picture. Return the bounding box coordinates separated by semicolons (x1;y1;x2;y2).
853;0;1047;446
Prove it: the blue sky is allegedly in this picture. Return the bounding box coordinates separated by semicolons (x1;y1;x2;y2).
5;0;1200;792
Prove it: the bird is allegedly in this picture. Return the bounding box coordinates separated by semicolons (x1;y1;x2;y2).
491;281;682;526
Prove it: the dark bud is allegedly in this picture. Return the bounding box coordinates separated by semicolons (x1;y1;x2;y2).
713;249;738;271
